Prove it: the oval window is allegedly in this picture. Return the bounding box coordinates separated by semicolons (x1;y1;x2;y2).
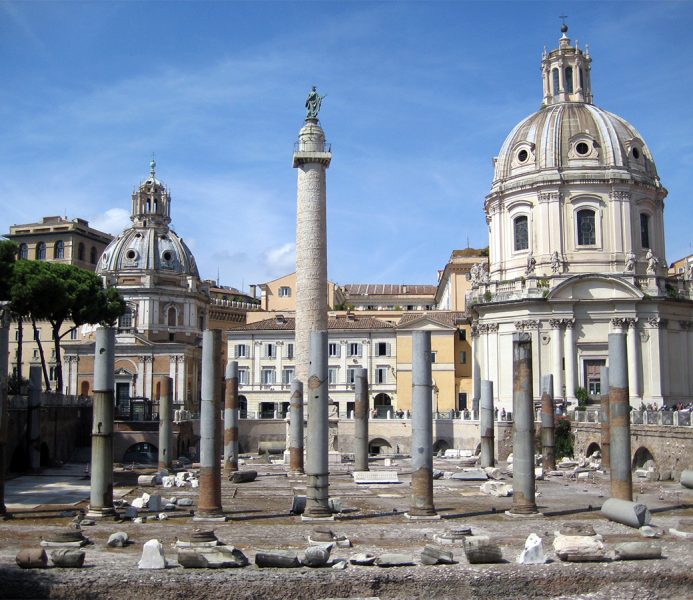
575;142;590;155
632;148;640;159
162;251;172;262
518;149;529;163
126;250;136;260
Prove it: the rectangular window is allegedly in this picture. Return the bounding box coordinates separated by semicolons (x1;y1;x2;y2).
278;286;291;297
238;369;248;385
640;213;650;249
264;343;275;358
70;328;78;340
458;328;466;341
235;344;247;358
285;343;294;359
514;215;529;251
49;366;56;381
348;343;361;357
430;351;437;364
346;368;357;384
375;367;387;384
328;367;338;385
577;209;596;246
261;368;275;384
328;342;340;358
459;351;467;364
376;342;389;357
282;368;294;385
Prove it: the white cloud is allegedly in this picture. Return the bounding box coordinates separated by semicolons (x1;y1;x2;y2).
264;242;295;277
89;208;130;236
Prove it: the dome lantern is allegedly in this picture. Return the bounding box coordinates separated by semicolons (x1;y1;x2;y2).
541;24;593;106
130;159;172;228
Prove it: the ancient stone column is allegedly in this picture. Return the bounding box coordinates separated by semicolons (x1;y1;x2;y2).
293;112;331;384
289;379;304;474
87;326;116;518
0;308;9;514
409;330;437;518
609;332;632;501
354;367;369;472
540;374;556;471
471;326;481;407
479;380;494;468
626;320;641;403
158;376;173;472
508;333;538;515
304;330;331;519
550;319;564;401
600;366;610;470
223;361;239;476
28;365;42;471
197;329;224;519
564;320;577;405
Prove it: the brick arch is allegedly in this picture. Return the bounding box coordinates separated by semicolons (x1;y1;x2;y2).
632;445;656;470
433;439;452;454
368;437;393;455
586;441;602;457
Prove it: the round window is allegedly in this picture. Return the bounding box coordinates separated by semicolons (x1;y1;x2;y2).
517;149;529;163
126;250;136;260
575;142;590;155
632;147;640;159
162;251;172;262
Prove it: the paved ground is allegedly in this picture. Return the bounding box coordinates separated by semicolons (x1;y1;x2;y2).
0;455;692;599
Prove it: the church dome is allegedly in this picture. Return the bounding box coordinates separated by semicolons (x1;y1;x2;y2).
98;160;199;278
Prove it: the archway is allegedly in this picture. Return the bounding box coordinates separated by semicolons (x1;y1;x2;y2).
586;441;601;458
239;396;248;418
433;439;451;454
373;393;392;418
122;442;158;465
632;446;655;471
80;380;90;397
368;438;393;455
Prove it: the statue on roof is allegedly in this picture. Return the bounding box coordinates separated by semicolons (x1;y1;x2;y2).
305;86;326;119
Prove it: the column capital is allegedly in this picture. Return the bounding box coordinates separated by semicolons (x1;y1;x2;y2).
549;318;563;329
611;317;629;330
563;318;576;329
515;319;540;331
646;316;667;329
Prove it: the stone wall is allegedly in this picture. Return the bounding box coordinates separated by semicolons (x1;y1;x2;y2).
572;422;693;480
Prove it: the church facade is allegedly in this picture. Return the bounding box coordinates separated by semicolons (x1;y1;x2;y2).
469;26;693;411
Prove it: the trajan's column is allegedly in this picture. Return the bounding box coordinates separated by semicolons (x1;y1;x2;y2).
293;87;331;383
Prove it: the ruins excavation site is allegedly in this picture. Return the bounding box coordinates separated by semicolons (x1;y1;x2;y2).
1;452;692;600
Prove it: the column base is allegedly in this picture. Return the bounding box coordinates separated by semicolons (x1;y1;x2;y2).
404;512;441;520
85;507;117;519
504;509;543;519
192;513;228;522
300;513;335;522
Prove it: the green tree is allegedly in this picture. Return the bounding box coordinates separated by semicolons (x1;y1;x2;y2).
10;261;125;392
0;240;17;301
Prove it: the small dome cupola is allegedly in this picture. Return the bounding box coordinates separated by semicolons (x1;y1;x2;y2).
541;23;593;106
130;158;172;228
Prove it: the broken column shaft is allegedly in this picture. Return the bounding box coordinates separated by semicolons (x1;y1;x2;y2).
354;368;369;472
197;329;224;518
158;376;173;472
304;330;331;518
223;361;239;476
479;380;495;468
609;333;632;501
409;330;437;518
600;366;610;470
289;379;304;474
509;334;538;515
88;326;116;518
540;374;556;472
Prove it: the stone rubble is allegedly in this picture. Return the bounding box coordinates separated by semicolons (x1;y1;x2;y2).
137;539;167;570
517;533;546;564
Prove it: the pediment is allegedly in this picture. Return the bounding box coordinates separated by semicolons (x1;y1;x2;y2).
397;316;456;331
548;275;643;301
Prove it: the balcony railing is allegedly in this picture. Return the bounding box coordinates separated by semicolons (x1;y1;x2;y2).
571;409;692;427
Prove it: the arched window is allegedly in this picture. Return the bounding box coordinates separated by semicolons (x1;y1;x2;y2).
552;68;560;95
640;213;651;249
90;246;97;264
18;243;28;260
167;306;177;327
36;242;46;260
576;209;596;246
579;68;584;90
118;306;133;332
77;242;85;261
513;215;529;251
564;67;574;93
54;240;64;259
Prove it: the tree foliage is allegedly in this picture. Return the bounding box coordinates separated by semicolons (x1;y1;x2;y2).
0;240;17;301
9;261;126;392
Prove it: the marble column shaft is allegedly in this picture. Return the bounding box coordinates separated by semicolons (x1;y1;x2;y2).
354;368;369;472
223;361;239;476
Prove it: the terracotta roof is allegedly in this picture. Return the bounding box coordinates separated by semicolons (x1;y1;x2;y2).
343;284;436;296
232;315;396;332
397;311;468;328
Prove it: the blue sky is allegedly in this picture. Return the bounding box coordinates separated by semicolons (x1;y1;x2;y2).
1;1;692;291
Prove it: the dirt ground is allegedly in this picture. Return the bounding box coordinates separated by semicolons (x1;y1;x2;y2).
0;455;692;600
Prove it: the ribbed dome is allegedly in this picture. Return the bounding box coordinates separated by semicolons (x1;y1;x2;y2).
98;226;199;278
493;103;660;187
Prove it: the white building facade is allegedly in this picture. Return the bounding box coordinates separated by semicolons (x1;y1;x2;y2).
227;314;398;418
470;26;693;411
